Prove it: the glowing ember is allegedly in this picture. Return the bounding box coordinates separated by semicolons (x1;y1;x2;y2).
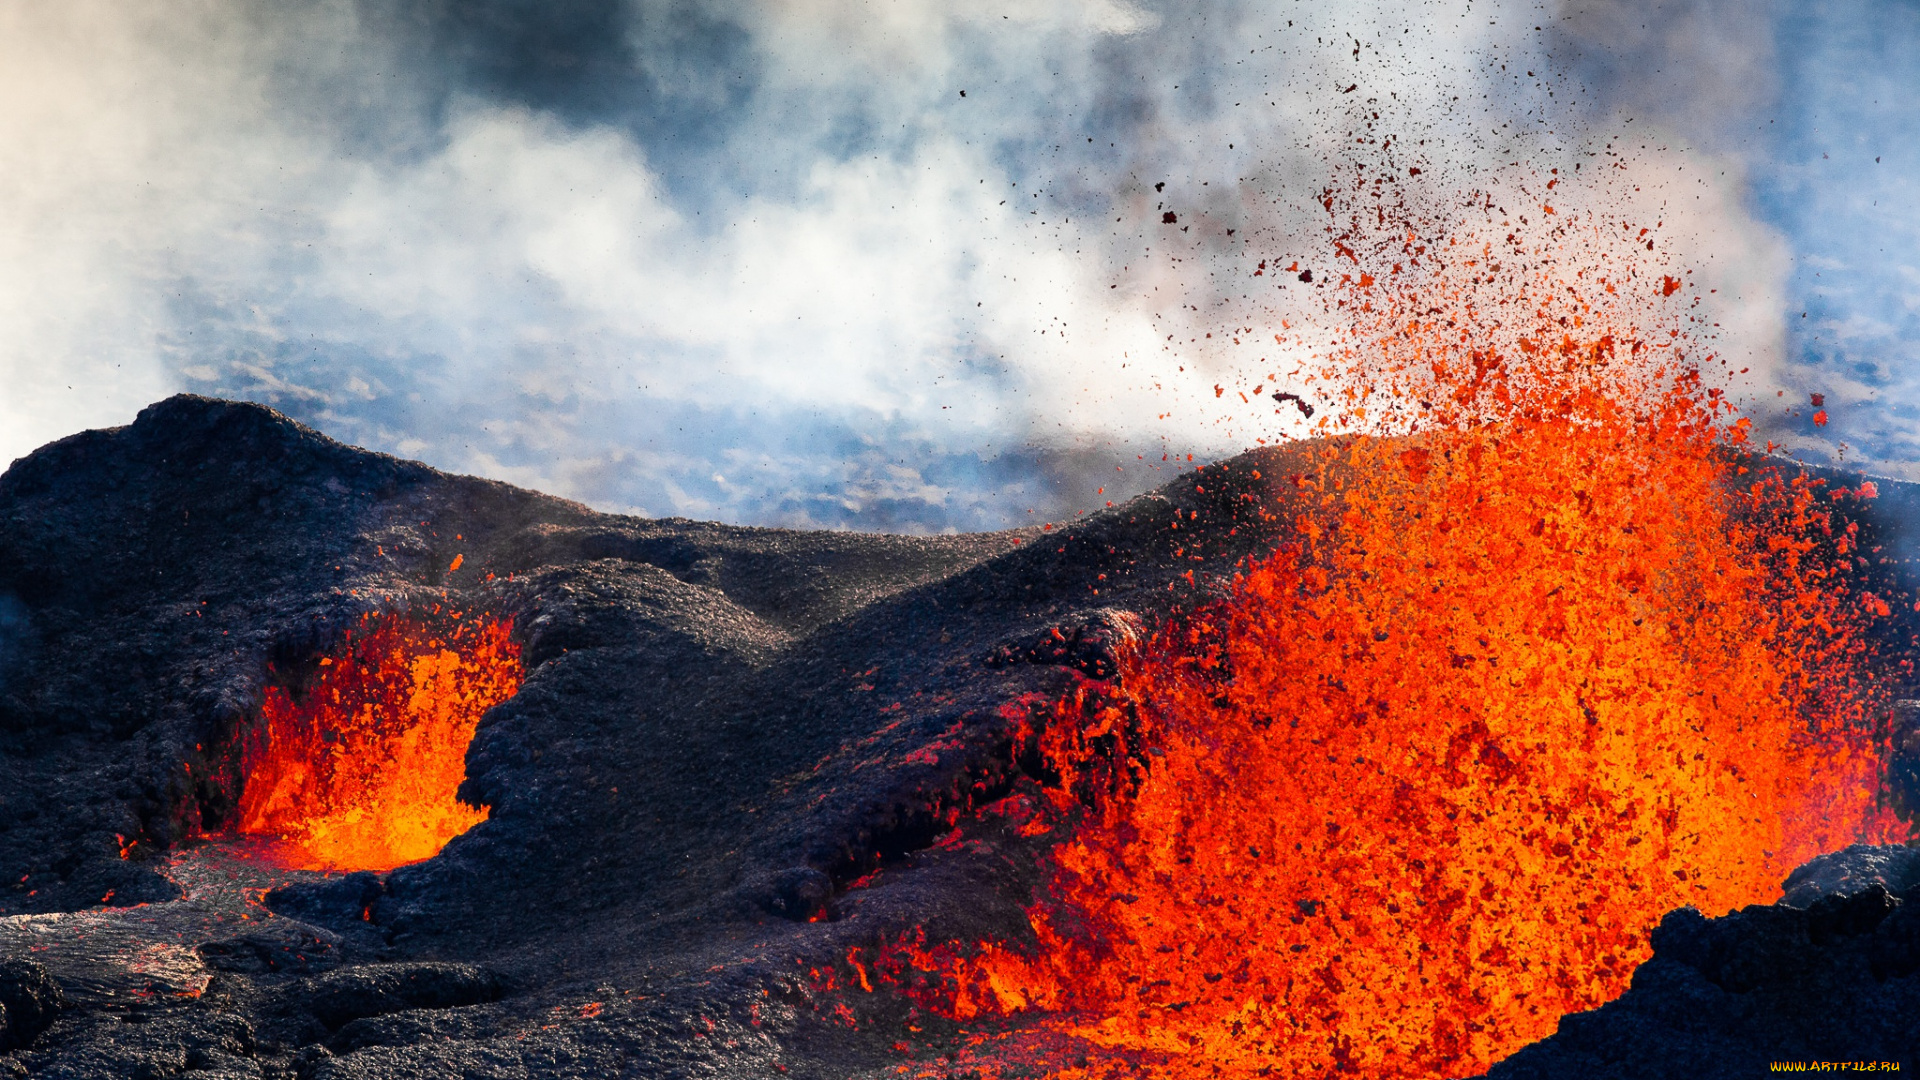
233;612;521;872
862;174;1907;1077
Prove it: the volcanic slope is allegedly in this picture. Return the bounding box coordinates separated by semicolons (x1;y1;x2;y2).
0;395;1918;1078
0;396;1304;1077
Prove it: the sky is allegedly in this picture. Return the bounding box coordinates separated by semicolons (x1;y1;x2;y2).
1;0;1915;531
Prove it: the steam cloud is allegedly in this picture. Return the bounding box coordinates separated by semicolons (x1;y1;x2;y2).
0;0;1912;529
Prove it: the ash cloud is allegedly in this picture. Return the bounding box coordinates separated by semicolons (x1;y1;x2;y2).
0;1;1912;528
1544;0;1920;475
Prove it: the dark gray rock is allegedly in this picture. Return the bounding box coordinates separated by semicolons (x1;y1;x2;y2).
1806;882;1902;945
1780;843;1920;909
264;873;384;933
197;920;342;975
983;607;1144;680
8;1009;255;1080
329;1004;500;1053
1870;900;1920;979
296;963;503;1030
743;866;834;922
1489;848;1920;1078
290;1043;334;1080
0;959;62;1052
303;996;792;1080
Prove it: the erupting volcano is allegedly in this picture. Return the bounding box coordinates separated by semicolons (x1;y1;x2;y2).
10;0;1920;1070
233;611;521;872
845;174;1913;1077
2;173;1917;1080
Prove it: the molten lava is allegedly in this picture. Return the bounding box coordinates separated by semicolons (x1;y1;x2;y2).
863;174;1907;1077
234;611;521;872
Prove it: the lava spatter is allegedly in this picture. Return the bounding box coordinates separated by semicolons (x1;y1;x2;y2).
860;176;1907;1078
232;611;521;872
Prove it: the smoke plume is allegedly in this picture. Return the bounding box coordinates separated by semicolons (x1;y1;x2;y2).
0;0;1910;527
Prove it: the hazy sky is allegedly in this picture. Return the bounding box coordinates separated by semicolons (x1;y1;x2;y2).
2;0;1913;530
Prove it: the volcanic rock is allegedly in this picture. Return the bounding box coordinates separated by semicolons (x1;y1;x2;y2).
738;866;835;922
1872;900;1920;980
1780;840;1920;908
295;962;503;1029
983;606;1144;679
0;959;62;1052
329;1003;501;1053
264;874;385;933
1489;846;1920;1077
198;921;342;975
17;1010;257;1080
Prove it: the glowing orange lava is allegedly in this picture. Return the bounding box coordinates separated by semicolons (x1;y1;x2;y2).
234;611;521;872
864;175;1907;1078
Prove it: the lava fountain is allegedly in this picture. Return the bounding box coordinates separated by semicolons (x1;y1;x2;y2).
865;173;1908;1077
232;610;521;872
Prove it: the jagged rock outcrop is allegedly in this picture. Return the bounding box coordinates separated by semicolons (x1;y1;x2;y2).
1490;845;1920;1077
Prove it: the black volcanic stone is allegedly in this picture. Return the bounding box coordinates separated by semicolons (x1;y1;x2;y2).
1781;842;1920;907
198;921;342;975
297;962;503;1029
1806;882;1902;945
0;959;62;1052
9;1010;256;1080
1489;850;1920;1078
746;866;834;922
266;872;385;931
983;606;1144;680
329;1004;501;1053
1871;901;1920;979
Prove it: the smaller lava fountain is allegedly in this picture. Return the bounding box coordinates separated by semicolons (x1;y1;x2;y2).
232;611;521;872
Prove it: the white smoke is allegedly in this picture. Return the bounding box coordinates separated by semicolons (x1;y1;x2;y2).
0;0;1862;527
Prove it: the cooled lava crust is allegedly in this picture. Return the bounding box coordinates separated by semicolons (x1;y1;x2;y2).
1;395;1918;1078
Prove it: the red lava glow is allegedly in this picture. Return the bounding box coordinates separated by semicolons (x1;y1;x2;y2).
233;611;520;872
857;174;1909;1077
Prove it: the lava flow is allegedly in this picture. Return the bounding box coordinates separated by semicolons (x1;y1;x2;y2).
863;174;1909;1078
232;611;521;872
